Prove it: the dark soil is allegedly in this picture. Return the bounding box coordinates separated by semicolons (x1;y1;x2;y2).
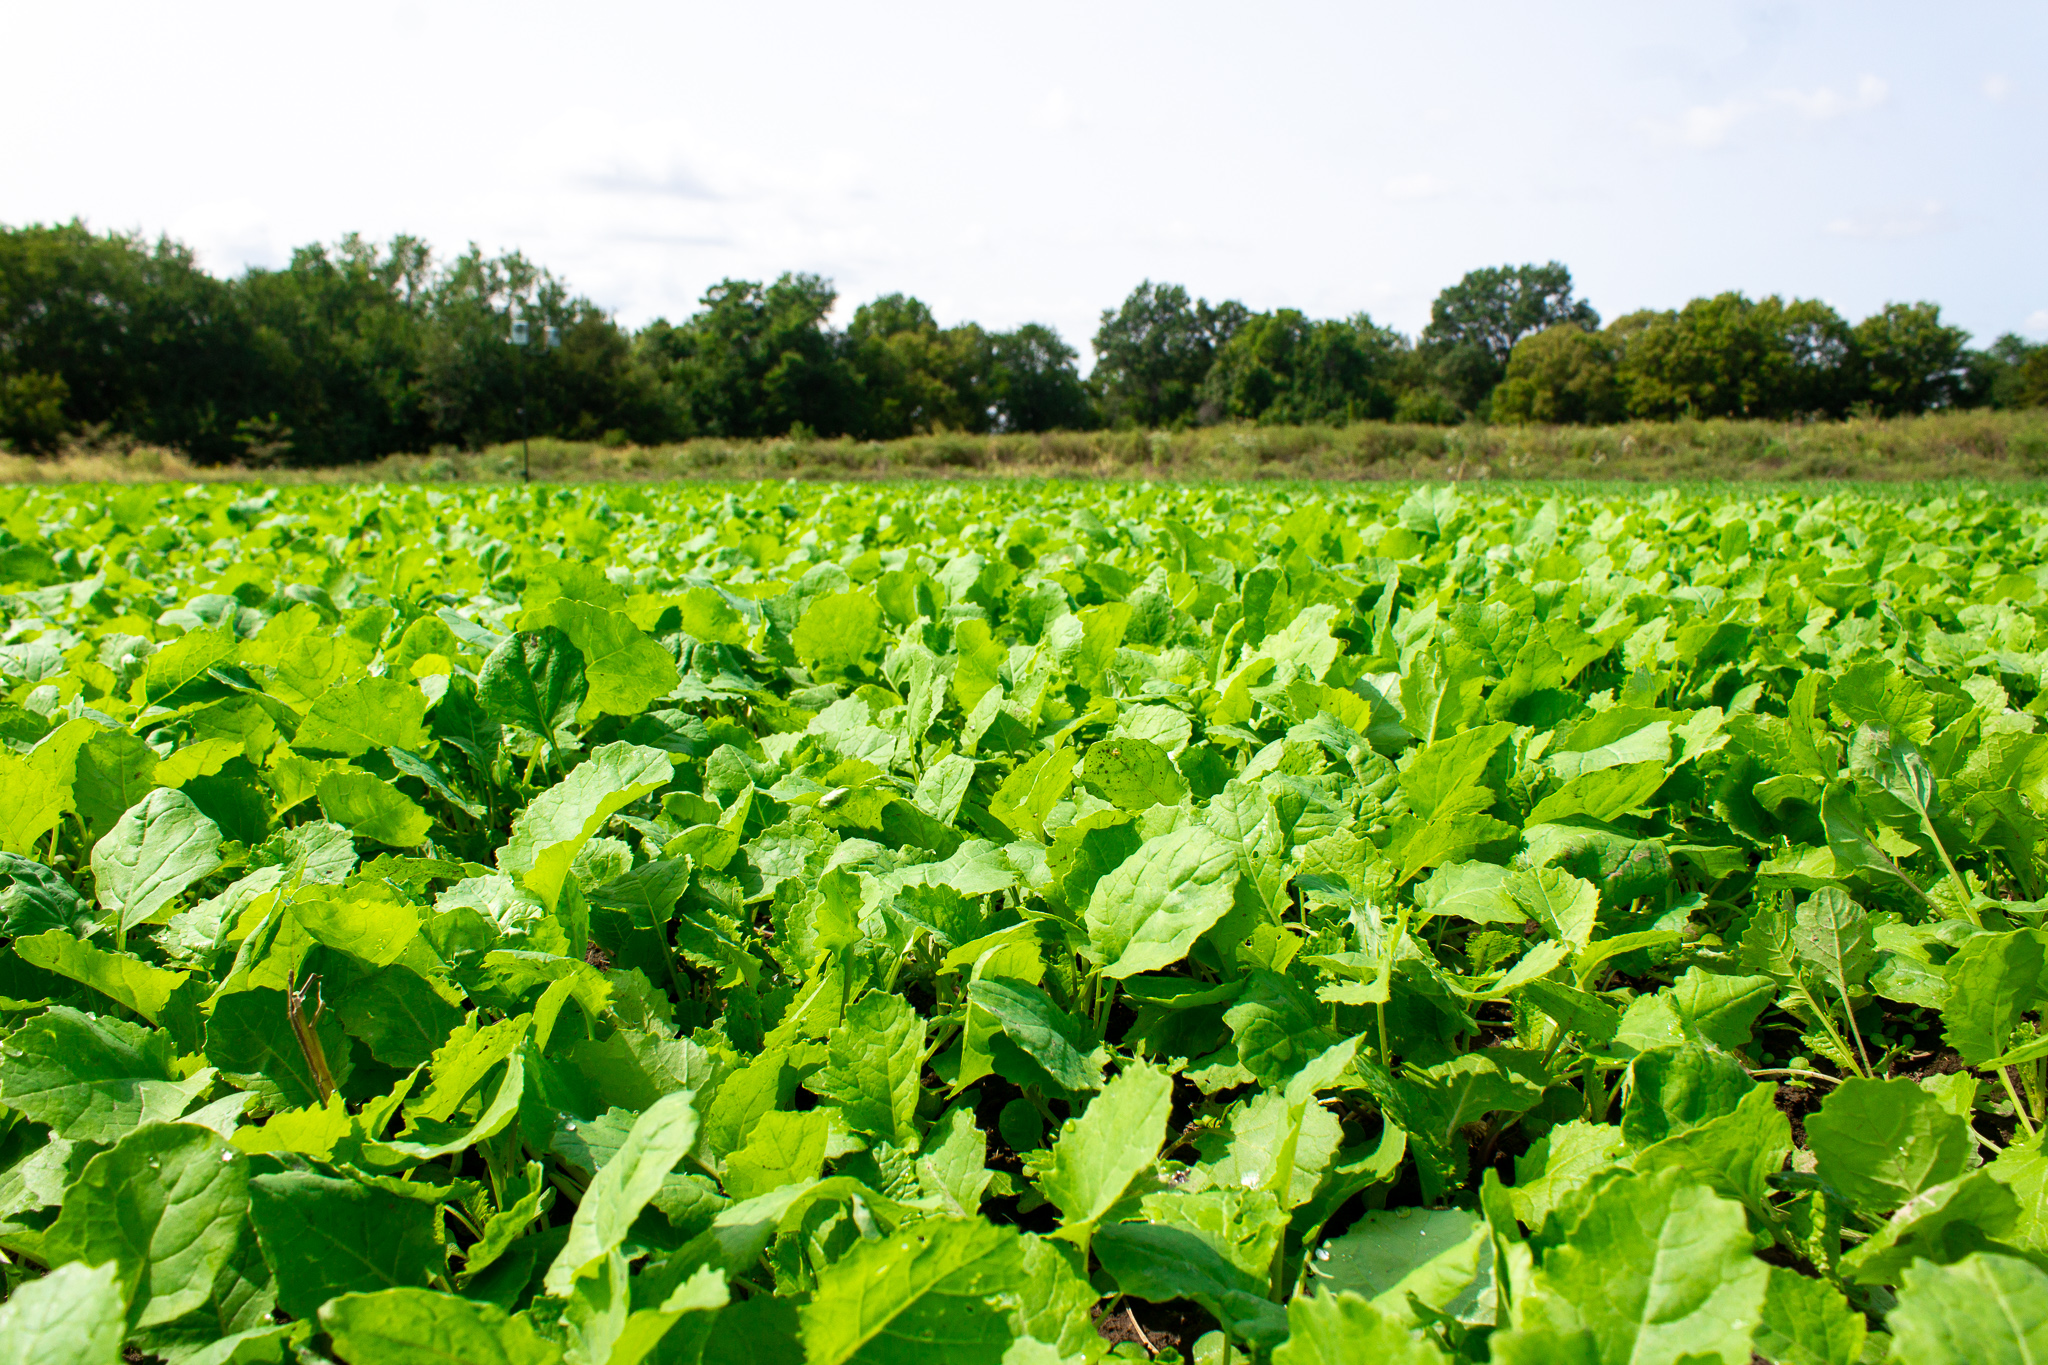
1095;1296;1219;1357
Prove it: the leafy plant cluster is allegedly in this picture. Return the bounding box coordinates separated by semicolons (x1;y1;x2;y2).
0;477;2045;1364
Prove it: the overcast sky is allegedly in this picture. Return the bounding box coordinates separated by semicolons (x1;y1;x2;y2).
4;1;2042;363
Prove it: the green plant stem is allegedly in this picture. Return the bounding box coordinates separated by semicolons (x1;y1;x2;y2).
1837;987;1876;1079
1998;1066;2039;1137
1794;978;1870;1080
1093;975;1117;1040
1745;1067;1844;1086
1920;820;1979;927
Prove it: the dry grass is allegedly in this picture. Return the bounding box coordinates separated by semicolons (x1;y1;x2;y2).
7;410;2048;485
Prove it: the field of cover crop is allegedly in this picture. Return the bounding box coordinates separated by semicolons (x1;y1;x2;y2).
0;478;2046;1365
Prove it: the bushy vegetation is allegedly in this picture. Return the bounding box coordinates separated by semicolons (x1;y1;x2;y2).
0;478;2047;1362
4;223;2044;465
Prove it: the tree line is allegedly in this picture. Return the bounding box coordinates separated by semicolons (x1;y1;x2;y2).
2;221;2044;464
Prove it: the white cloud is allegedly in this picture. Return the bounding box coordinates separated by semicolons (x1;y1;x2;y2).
1652;72;1888;150
1774;74;1889;120
1385;173;1452;201
1985;74;2013;101
2027;309;2048;334
1676;100;1750;148
1825;199;1945;239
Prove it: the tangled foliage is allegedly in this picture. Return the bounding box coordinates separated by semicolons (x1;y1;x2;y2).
0;478;2045;1363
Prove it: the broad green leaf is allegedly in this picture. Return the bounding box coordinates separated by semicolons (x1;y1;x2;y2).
1138;1185;1286;1284
967;978;1104;1093
1506;864;1598;945
0;749;66;856
1987;1129;2048;1252
10;930;190;1022
809;991;926;1147
790;590;886;677
797;1217;1023;1365
1526;759;1667;826
1792;886;1876;998
1273;1290;1450;1364
545;1090;700;1294
293;676;430;757
477;626;587;737
289;886;423;965
1196;1084;1347;1211
0;1260;128;1365
365;1052;524;1166
413;1015;530;1122
332;964;464;1069
1620;1045;1754;1147
0;1006;205;1142
1398;1052;1546;1150
1941;929;2047;1066
1093;1222;1290;1349
1084;825;1240;978
1886;1253;2048;1363
248;1171;443;1317
1506;1168;1768;1365
725;1110;830;1200
1631;1082;1792;1216
205;987;352;1111
916;1104;994;1216
497;741;672;909
1039;1060;1172;1243
989;746;1077;841
1754;1265;1865;1365
1081;735;1188;811
320;1288;564;1365
1309;1206;1482;1309
0;851;94;937
91;787;223;931
1399;722;1513;821
1829;659;1934;746
1805;1078;1972;1215
1510;1121;1628;1229
1839;1168;2019;1284
521;598;679;719
43;1122;251;1327
316;770;431;847
71;727;161;835
1669;968;1777;1048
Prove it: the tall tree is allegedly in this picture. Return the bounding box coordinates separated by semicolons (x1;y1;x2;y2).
988;323;1096;432
1491;324;1623;425
844;295;991;437
0;222;259;459
236;234;435;464
1200;311;1402;425
636;274;861;438
1420;261;1599;413
1091;282;1248;428
1852;302;1971;416
1612;294;1854;420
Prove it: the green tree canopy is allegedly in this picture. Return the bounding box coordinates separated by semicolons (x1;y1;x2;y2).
635;273;861;438
1613;293;1854;420
1492;324;1623;425
1852;301;1971;416
1091;282;1249;428
1420;261;1600;413
1200;310;1402;425
0;222;258;458
988;323;1094;432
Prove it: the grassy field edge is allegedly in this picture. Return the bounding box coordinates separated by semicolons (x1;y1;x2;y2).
6;408;2048;484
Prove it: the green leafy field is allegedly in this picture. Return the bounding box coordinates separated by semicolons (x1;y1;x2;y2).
0;479;2044;1364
